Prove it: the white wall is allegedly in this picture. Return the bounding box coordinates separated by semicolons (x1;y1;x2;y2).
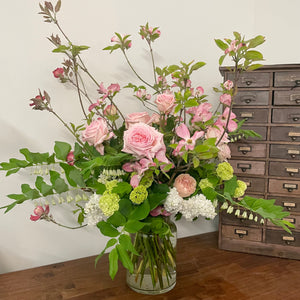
0;0;298;274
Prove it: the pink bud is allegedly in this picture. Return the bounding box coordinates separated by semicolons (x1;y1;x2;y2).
104;104;117;116
53;68;64;78
66;151;75;166
30;205;50;221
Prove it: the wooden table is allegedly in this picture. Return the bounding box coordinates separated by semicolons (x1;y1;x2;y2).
1;231;300;300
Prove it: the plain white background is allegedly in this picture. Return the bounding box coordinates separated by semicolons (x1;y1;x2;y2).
1;0;300;274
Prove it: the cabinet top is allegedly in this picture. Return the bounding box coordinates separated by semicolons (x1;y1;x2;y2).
220;63;300;75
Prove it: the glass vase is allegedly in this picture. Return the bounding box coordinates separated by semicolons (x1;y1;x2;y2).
126;217;177;295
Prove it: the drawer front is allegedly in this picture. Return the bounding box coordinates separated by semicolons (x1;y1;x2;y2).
233;108;268;123
272;108;300;124
269;179;300;195
274;90;300;105
274;71;300;87
268;195;300;212
235;91;269;106
265;229;300;247
230;159;265;175
221;210;259;227
221;224;263;242
241;126;267;141
270;126;300;142
270;144;300;160
237;176;265;193
230;143;267;158
267;215;300;230
227;72;270;88
269;161;300;178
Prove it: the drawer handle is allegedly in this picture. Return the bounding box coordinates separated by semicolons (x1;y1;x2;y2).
234;229;248;238
238;146;252;155
288;149;300;158
241;96;256;104
282;236;295;245
237;163;251;172
283;202;296;211
286;168;299;177
292;79;300;90
290;94;300;104
283;217;296;224
240;112;253;121
241;77;256;86
288;132;300;141
293;117;300;122
283;183;298;192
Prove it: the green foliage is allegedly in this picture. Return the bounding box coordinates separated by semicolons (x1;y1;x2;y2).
97;221;120;237
108;248;119;279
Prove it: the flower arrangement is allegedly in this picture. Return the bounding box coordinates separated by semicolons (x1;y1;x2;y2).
0;0;295;293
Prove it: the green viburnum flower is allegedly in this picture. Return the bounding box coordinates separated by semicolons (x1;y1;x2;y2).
216;162;234;181
130;185;148;205
99;193;120;216
233;180;247;198
139;171;153;188
105;180;118;193
199;178;214;190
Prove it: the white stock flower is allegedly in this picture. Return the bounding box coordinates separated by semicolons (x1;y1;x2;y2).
164;187;183;214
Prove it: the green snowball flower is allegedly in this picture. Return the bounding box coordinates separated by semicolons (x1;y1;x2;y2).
199;178;214;191
216;162;234;181
99;193;120;216
233;180;247;198
130;185;148;205
105;180;118;193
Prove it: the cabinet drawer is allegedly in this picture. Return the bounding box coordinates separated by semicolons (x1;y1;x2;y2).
269;161;300;178
227;72;270;88
221;224;263;242
230;143;266;158
270;144;300;160
270;126;300;142
233;108;268;123
274;90;300;105
274;71;300;87
241;126;267;141
234;91;269;106
238;176;265;193
268;195;300;212
267;215;300;230
269;179;300;195
272;108;300;124
265;229;300;247
230;159;265;175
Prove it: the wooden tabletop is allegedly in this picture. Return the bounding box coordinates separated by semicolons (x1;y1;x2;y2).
1;231;300;300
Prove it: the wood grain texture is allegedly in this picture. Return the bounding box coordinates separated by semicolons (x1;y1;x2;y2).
1;231;300;300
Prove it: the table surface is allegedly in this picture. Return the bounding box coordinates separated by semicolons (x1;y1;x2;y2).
1;231;300;300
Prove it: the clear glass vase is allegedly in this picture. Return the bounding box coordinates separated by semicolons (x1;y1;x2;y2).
126;217;177;295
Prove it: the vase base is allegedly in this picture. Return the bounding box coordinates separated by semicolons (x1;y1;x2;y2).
127;281;176;295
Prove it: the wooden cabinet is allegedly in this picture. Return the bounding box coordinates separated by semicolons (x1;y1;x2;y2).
219;64;300;259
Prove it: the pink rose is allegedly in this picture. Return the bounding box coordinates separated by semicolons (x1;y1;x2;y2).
30;205;50;221
125;112;160;128
82;118;114;155
53;67;64;78
174;174;197;198
220;94;232;106
218;143;231;162
66;151;75;166
122;123;168;163
223;80;233;90
155;93;176;114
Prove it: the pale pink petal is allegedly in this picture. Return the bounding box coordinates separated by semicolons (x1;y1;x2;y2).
175;123;190;140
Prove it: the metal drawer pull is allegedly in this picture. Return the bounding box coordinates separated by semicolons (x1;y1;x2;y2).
241;96;256;104
291;79;300;90
241;77;256;86
288;149;300;158
234;229;248;238
285;167;299;177
288;132;300;141
290;94;300;104
240;112;253;121
283;183;298;192
238;146;252;155
289;114;300;122
282;236;295;245
283;217;296;224
283;202;296;210
237;163;251;172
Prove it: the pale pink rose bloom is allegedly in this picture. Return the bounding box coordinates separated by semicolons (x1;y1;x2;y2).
223;80;233;90
205;125;229;144
220;94;232;106
215;107;237;132
218;144;231;162
104;104;117;116
155;93;176;114
53;67;64;78
173;123;204;155
150;113;160;124
174;174;197;198
122;123;168;163
82;118;114;155
30;205;50;221
150;205;171;217
66;151;75;166
125;112;152;128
